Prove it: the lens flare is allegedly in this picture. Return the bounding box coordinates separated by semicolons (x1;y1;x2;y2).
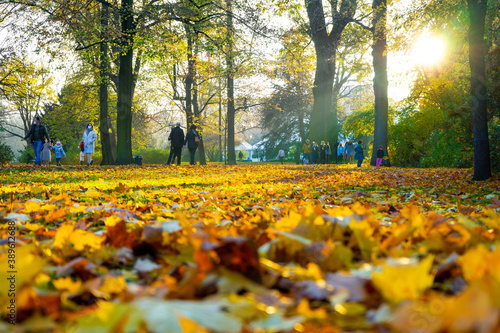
412;37;445;66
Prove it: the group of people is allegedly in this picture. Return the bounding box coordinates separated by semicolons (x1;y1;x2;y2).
302;139;386;168
166;122;200;165
22;116;97;167
301;140;337;165
22;117;200;167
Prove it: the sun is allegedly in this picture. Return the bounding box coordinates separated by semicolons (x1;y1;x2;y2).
411;37;445;66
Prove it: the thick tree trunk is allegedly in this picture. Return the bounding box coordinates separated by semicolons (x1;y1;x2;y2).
370;0;389;166
116;0;134;165
305;0;356;145
309;49;336;144
331;83;341;145
226;0;236;165
468;0;491;180
99;4;115;165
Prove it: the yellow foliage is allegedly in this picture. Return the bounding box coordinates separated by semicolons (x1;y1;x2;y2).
53;276;82;293
372;256;435;304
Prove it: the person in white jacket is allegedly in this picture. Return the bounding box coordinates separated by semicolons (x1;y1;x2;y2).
82;123;97;166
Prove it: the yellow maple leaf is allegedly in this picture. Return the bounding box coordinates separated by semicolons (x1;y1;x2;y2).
23;200;41;213
53;276;82;293
372;255;435;304
104;215;122;227
24;222;44;231
44;208;68;222
53;223;103;251
99;275;127;296
69;229;104;251
53;223;75;248
459;245;490;283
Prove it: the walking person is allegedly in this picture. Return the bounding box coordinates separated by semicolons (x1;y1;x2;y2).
337;143;344;164
184;124;200;165
166;126;175;165
277;147;285;164
302;140;311;164
345;140;355;164
82;123;97;166
354;140;366;168
53;140;67;166
40;139;52;167
325;142;331;164
311;141;319;164
168;122;184;165
332;140;340;163
21;116;50;166
320;141;327;164
376;146;385;169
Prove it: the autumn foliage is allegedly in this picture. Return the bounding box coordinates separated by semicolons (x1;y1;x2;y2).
1;164;500;332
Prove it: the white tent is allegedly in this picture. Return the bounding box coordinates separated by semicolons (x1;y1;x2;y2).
234;141;261;162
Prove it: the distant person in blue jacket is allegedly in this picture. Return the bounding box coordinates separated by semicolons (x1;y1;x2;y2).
53;140;66;166
354;140;366;167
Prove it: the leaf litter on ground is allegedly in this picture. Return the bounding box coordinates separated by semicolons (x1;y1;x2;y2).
0;163;499;332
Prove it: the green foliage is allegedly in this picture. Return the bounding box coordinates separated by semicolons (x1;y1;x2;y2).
133;148;168;165
17;145;33;164
489;116;500;173
44;82;100;151
0;142;14;164
342;104;375;140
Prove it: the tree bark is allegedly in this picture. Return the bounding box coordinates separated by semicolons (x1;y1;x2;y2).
219;84;223;162
192;58;207;165
99;3;115;165
468;0;491;180
185;27;194;127
116;0;134;165
305;0;356;145
370;0;389;166
226;0;236;165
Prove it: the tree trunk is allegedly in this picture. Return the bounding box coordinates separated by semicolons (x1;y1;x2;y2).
219;86;223;162
192;63;206;165
298;109;305;143
116;0;134;165
99;3;115;165
184;27;194;127
468;0;491;180
226;0;236;165
305;0;356;145
309;48;335;144
331;83;341;145
370;0;389;166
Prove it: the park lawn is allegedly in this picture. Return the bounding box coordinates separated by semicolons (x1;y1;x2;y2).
0;163;499;332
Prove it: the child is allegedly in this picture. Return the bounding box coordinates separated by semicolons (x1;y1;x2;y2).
277;147;285;164
40;139;52;167
79;141;85;165
337;143;344;164
53;140;66;166
376;146;385;169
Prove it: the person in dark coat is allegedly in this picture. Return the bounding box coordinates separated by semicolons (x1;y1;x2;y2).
166;126;175;165
21;116;50;166
320;141;327;164
354;140;366;168
332;140;340;163
168;122;184;165
184;124;200;165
